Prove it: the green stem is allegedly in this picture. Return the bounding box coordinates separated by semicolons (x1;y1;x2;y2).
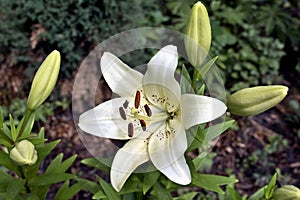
192;69;199;89
17;109;34;140
18;166;31;193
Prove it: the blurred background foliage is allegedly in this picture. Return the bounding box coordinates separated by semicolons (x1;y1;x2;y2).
0;0;167;78
0;0;298;91
166;0;300;91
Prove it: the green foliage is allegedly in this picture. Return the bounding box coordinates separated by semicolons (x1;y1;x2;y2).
0;0;167;78
0;104;79;199
166;0;300;91
219;173;277;200
1;98;54;125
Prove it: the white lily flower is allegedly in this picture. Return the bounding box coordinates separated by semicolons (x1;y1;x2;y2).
78;45;227;191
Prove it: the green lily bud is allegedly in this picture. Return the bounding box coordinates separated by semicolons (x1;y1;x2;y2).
227;85;288;116
273;185;300;200
185;1;211;67
27;50;61;110
9;140;38;166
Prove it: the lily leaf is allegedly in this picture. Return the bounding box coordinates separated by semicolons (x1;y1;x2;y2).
264;173;277;199
143;170;160;194
54;180;83;200
28;173;76;186
192;174;238;194
153;182;172;200
96;175;120;200
81;157;110;173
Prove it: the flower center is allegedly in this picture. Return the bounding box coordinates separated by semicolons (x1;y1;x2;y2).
118;89;179;137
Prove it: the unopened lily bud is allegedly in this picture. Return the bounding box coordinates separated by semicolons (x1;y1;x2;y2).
27;50;61;110
273;185;300;200
9;140;38;166
227;85;288;116
185;1;211;67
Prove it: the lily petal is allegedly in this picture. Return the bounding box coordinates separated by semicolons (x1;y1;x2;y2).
111;138;149;191
148;119;190;185
101;52;143;97
180;94;227;129
143;45;181;112
79;98;132;139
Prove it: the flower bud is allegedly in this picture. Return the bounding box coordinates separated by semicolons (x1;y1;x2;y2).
227;85;288;116
273;185;300;200
27;50;61;110
185;1;211;67
9;140;38;166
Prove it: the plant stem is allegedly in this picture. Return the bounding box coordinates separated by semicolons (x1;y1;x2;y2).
18;166;31;193
17;109;34;140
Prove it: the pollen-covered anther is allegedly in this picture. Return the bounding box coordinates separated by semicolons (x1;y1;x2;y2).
128;123;134;137
134;91;141;109
144;104;152;117
119;107;127;120
140;119;146;131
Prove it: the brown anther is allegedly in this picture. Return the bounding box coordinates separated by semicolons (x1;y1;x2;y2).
119;107;127;120
134;91;141;109
128;123;134;137
123;100;129;109
144;104;152;117
140;119;146;131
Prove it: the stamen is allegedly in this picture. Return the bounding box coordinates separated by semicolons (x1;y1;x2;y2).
123;100;129;109
119;107;126;120
128;123;134;137
144;104;152;117
134;91;140;109
140;119;146;131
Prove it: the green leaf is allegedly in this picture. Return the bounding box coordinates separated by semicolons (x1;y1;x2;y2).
0;131;13;146
143;170;160;194
7;178;26;199
81;157;110;173
24;193;40;200
26;137;47;146
58;154;77;173
198;56;218;78
153;182;172;200
37;127;45;139
9;114;17;142
204;119;235;142
36;139;60;162
192;174;238;194
188;119;235;152
28;173;76;186
77;178;101;194
248;186;266;200
180;64;193;94
96;175;120;200
0;151;18;172
224;186;242;200
0;170;14;192
92;189;106;199
45;154;77;174
119;175;143;194
173;192;198;200
197;84;205;95
54;180;83;200
45;153;63;174
264;173;277;199
0;109;3;128
2;123;12;140
122;193;136;200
